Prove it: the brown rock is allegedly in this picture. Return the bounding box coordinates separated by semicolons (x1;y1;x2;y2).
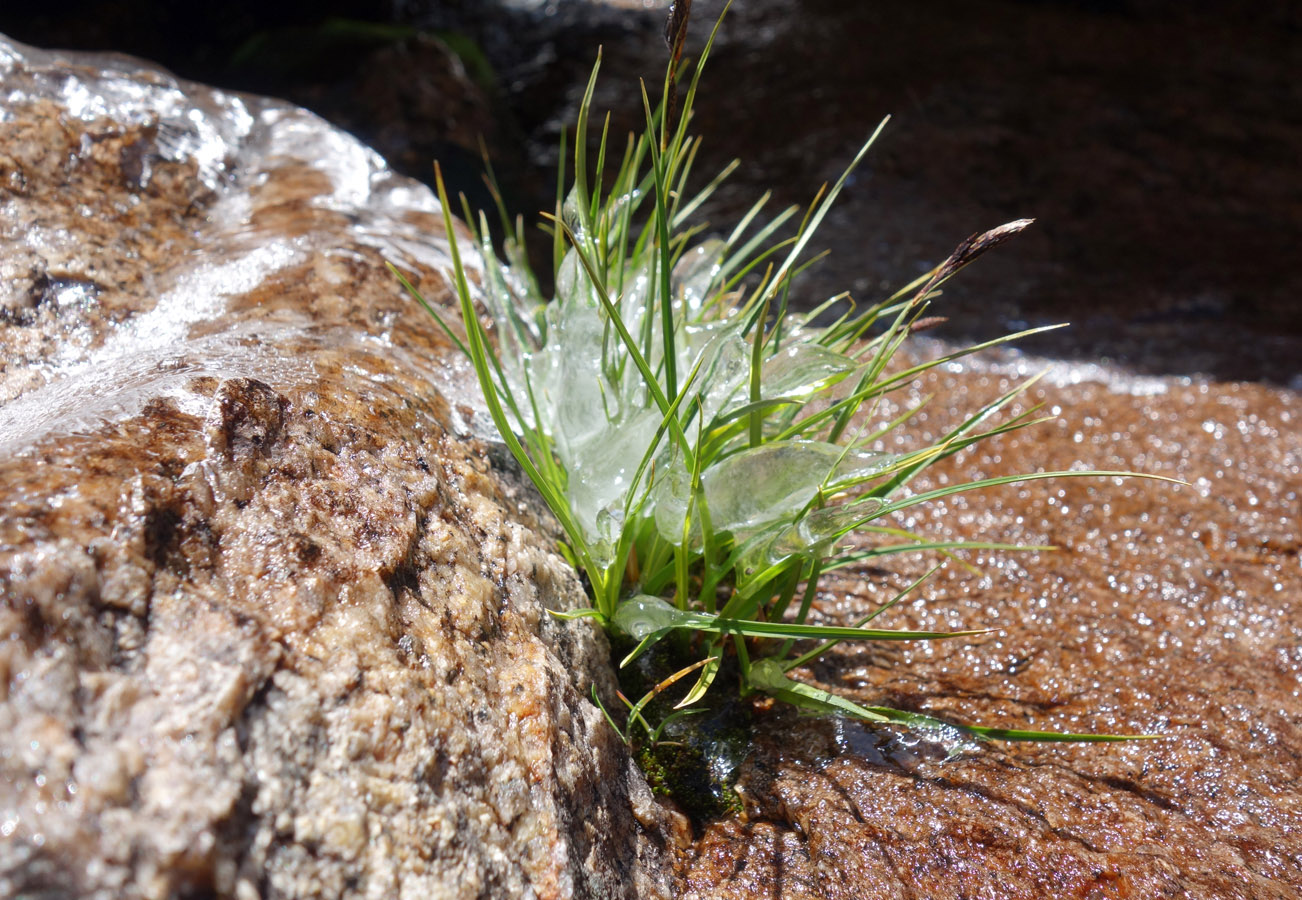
0;36;678;899
682;363;1302;899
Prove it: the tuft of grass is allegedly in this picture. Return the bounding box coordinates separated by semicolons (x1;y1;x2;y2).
395;5;1176;747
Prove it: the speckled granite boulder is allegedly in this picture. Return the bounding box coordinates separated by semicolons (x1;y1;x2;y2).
0;35;678;899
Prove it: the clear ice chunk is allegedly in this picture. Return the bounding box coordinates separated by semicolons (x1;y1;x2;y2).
652;439;896;544
761;343;857;399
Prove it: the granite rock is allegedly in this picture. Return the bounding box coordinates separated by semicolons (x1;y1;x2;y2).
0;35;678;900
681;361;1302;899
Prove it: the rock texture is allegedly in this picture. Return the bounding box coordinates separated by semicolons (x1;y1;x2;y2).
682;360;1302;899
5;10;1301;900
0;36;678;899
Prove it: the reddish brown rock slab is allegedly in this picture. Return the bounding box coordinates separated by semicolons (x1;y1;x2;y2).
0;36;680;900
683;361;1302;899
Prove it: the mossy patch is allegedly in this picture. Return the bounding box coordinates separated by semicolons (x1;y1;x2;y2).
615;636;751;827
635;740;743;823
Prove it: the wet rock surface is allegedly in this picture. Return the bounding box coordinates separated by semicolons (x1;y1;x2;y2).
0;37;679;899
682;359;1302;899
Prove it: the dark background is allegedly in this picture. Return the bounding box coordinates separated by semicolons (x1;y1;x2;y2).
3;0;1299;383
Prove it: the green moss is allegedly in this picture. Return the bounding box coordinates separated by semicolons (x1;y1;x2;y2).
635;739;743;824
616;636;750;825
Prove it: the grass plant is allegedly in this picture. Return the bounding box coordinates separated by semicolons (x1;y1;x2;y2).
395;6;1171;747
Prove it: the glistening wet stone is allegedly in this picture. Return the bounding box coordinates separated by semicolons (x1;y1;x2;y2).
0;36;680;899
681;352;1302;899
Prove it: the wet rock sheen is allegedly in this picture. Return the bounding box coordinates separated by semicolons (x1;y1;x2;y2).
0;36;678;900
682;361;1302;899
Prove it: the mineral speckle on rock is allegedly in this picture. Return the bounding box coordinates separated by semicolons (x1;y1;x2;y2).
681;361;1302;899
0;35;679;900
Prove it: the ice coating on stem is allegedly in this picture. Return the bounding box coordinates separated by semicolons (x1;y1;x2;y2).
672;239;726;313
652;440;896;544
762;343;858;399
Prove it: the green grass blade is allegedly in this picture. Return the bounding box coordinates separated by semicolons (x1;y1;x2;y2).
571;53;602;244
693;612;990;643
640;80;679;402
674;156;739;229
824;539;1054;571
590;684;629;744
387;262;471;358
852;470;1186;545
553;127;568;274
749;660;1157;741
784;562;946;671
432;164;600;612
